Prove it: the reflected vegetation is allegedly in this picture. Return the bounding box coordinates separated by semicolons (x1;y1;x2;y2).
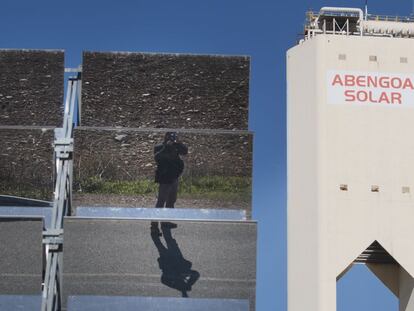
74;129;252;209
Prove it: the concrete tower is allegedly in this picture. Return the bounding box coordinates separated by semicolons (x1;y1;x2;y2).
288;7;414;311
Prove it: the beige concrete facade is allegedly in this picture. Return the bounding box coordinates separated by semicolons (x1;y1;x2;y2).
287;34;414;310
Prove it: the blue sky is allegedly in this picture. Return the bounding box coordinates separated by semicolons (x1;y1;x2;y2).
1;0;412;309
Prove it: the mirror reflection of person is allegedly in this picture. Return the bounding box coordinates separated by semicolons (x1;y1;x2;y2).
151;132;187;235
151;223;200;297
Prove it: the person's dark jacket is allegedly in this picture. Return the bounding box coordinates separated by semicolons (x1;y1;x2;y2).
154;142;188;184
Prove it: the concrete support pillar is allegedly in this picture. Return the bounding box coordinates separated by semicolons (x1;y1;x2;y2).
288;277;336;311
321;277;336;311
287;266;320;311
400;267;414;311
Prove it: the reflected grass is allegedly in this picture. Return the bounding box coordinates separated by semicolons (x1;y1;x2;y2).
0;185;52;201
79;176;251;201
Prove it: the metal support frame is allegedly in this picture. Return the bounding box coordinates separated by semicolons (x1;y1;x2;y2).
41;70;81;311
304;8;414;40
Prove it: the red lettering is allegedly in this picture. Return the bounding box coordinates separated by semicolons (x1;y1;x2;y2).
367;76;377;88
379;77;390;88
391;77;402;89
356;76;366;87
333;74;414;90
391;92;402;104
378;92;390;104
403;78;414;90
344;90;355;102
356;90;368;101
334;73;411;105
345;75;355;86
368;91;378;103
332;74;343;86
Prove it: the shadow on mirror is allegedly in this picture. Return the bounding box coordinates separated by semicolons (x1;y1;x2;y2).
151;222;200;297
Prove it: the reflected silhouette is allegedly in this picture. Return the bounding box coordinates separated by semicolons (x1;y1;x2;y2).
151;222;200;297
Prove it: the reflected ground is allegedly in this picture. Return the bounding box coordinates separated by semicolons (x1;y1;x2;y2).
151;222;200;297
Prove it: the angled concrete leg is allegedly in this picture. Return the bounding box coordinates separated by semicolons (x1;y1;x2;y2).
400;267;414;311
366;263;399;297
366;263;414;310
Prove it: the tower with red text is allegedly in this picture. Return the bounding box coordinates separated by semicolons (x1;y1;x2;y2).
288;7;414;311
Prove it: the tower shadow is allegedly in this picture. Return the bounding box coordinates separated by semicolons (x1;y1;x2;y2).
151;222;200;297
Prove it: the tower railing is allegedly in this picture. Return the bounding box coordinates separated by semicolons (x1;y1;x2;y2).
304;8;414;39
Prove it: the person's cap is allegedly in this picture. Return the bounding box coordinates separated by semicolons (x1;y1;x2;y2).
165;132;178;141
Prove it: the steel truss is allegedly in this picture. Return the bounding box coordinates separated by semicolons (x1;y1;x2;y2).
41;69;81;311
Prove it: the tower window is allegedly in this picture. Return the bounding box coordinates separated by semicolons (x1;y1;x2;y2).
339;184;348;191
371;185;380;192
